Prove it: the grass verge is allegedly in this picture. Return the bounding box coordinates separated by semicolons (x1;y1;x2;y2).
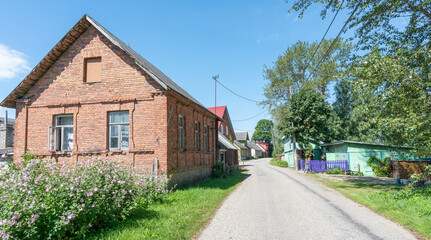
312;175;431;239
270;158;289;168
90;170;247;240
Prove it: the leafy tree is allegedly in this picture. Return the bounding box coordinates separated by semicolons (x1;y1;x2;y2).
350;47;431;156
262;39;352;112
288;0;431;52
252;119;274;143
279;88;341;144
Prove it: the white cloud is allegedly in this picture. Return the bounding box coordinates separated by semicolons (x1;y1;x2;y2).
0;44;30;81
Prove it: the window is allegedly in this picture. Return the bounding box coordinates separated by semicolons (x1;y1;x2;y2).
204;125;208;152
84;57;101;82
179;116;184;150
49;115;73;152
195;121;200;151
220;125;223;134
109;111;129;150
226;126;229;136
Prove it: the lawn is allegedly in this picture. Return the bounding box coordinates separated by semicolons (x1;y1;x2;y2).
313;175;431;239
90;170;247;240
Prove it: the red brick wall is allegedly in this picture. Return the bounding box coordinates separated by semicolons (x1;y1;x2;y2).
166;90;217;175
13;25;216;177
219;111;235;140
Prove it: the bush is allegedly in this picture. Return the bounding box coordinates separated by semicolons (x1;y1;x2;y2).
367;156;392;177
326;168;343;175
213;161;226;178
0;157;168;239
270;158;289;168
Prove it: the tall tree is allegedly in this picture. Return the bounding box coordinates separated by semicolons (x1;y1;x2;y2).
288;0;431;52
351;47;431;156
279;88;341;144
262;39;352;111
252;119;274;143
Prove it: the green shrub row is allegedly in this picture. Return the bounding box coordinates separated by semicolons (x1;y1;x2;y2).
270;159;289;168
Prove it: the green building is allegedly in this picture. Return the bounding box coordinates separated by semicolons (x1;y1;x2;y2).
283;138;322;167
321;141;414;176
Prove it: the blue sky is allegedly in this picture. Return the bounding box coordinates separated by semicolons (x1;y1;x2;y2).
0;0;353;135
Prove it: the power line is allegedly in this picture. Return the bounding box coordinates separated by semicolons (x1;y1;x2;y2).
232;110;267;122
307;0;362;81
306;0;345;71
215;79;260;103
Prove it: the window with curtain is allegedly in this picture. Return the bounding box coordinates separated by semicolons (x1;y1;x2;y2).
109;111;129;150
51;115;73;152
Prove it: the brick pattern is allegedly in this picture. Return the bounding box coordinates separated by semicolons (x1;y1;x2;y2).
13;25;217;177
392;161;431;180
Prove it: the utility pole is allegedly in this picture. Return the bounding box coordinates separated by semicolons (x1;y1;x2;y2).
289;86;298;171
212;75;219;115
212;75;219;163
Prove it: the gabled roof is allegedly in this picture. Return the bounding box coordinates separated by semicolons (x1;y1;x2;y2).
320;140;414;149
234;140;247;149
1;14;214;118
207;106;226;119
235;131;249;141
218;133;237;150
247;141;263;151
207;105;236;139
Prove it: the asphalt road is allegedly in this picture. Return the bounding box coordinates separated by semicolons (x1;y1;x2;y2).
197;158;417;240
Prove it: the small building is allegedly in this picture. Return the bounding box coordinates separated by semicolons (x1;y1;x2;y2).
321;140;414;176
235;131;251;159
218;133;238;168
284;138;322;167
0;114;14;166
1;15;220;186
207;106;238;166
207;106;236;141
234;140;248;160
248;141;266;158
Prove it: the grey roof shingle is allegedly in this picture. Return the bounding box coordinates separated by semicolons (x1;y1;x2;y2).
2;15;217;119
234;140;247;149
247;141;263;151
218;133;237;150
235;131;249;141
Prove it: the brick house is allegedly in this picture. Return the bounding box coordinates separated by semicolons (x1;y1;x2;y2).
207;106;238;166
1;15;221;186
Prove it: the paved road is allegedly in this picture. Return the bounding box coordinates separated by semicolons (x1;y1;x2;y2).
198;158;417;240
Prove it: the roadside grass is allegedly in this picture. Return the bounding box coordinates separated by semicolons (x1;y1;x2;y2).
270;158;289;168
90;170;247;240
313;175;431;239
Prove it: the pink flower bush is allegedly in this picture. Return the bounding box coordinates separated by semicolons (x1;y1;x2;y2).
0;155;169;239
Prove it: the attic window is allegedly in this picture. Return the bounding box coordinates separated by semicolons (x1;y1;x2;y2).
84;57;101;82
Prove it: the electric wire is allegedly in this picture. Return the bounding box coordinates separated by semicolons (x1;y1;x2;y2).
232;110;267;122
306;0;345;71
215;79;260;103
307;0;362;81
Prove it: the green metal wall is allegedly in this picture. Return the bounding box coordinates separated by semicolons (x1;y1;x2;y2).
325;143;414;176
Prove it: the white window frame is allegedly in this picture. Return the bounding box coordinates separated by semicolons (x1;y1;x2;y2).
204;125;208;152
220;125;223;134
179;115;184;150
108;111;129;150
226;126;229;136
48;115;73;152
195;121;200;151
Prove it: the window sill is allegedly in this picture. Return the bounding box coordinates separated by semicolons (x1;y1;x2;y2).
83;81;101;85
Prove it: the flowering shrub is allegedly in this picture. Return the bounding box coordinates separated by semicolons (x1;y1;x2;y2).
0;157;168;239
367;156;392;177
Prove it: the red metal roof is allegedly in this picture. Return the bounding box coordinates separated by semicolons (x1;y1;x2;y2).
207;106;226;119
